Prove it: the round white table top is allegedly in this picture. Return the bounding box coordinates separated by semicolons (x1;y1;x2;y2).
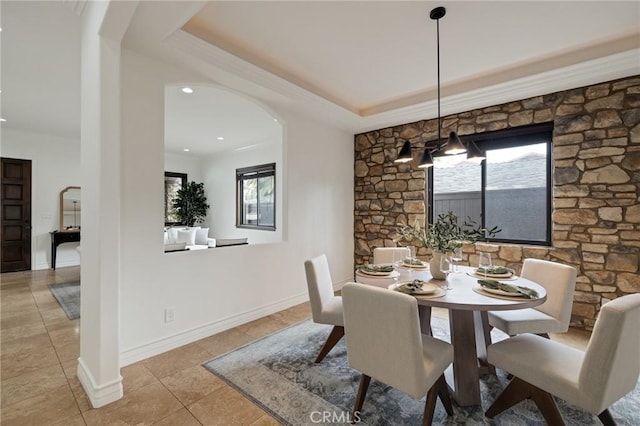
356;265;546;311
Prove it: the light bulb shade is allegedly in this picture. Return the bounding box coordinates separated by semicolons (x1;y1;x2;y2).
444;131;466;155
466;141;485;162
394;140;413;163
418;149;434;168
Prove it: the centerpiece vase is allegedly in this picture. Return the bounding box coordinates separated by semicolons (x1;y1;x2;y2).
430;251;447;280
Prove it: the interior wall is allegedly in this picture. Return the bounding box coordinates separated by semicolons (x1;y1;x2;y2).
1;128;81;269
164;151;204;184
203;137;283;244
119;48;354;365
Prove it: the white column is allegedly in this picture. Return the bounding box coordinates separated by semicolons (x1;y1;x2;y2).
77;0;137;408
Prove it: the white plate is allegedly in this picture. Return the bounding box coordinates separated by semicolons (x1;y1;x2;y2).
390;282;439;295
357;269;393;276
402;262;428;269
356;270;399;279
480;286;524;297
467;271;516;280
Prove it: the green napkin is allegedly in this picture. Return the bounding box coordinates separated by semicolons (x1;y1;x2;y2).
476;266;514;275
403;258;424;266
478;279;539;299
359;264;394;273
394;279;426;294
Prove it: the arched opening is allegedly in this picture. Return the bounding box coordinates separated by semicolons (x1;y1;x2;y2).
163;85;284;249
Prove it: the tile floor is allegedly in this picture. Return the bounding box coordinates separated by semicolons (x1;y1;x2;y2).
1;266;591;425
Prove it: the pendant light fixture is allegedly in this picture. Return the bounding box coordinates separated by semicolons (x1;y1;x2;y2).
399;6;478;168
430;6;465;159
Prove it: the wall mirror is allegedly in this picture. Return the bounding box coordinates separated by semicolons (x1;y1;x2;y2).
60;186;81;230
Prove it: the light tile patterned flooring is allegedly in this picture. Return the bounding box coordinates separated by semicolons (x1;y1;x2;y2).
1;266;591;425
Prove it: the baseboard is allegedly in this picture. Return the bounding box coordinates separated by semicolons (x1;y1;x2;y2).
77;357;123;408
119;291;310;366
34;260;80;270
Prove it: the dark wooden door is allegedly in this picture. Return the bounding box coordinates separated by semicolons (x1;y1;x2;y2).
1;158;32;272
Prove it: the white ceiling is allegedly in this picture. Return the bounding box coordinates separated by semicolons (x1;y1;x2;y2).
164;85;282;155
184;1;640;116
1;1;81;138
1;1;639;151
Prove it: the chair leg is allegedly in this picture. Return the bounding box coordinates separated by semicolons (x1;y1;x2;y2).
598;409;617;426
314;326;344;363
423;380;439;426
529;385;565;425
485;376;533;418
421;374;455;425
486;376;565;425
352;374;371;422
436;374;453;416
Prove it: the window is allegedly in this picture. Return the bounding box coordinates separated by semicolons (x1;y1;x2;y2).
429;124;552;246
236;163;276;230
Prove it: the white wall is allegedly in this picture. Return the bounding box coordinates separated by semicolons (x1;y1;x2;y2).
203;136;283;244
164;151;204;184
1;128;81;269
119;48;354;365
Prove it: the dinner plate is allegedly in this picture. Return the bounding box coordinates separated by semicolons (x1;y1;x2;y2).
480;286;525;297
390;282;439;295
467;271;516;280
401;260;428;269
357;269;393;276
473;268;513;278
356;270;400;279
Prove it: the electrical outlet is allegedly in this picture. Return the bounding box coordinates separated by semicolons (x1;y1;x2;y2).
164;308;175;323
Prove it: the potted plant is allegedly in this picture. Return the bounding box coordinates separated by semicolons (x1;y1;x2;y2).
397;211;500;279
172;181;210;227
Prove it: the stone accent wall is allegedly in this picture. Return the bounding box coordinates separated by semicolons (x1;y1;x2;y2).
354;75;640;330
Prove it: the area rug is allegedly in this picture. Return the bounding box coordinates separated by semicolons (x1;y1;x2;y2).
203;318;640;425
49;281;80;320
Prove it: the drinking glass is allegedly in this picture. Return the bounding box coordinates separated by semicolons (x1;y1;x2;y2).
451;247;463;273
478;252;492;279
408;246;416;261
406;246;416;280
392;250;402;281
440;256;453;289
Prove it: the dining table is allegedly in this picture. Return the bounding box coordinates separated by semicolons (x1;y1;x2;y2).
355;263;547;406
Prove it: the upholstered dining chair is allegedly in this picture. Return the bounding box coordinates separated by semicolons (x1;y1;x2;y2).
486;293;640;425
341;283;454;425
372;247;410;265
488;258;577;338
304;254;344;363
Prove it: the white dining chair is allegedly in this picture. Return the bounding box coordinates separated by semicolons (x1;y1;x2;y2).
342;283;454;425
488;258;577;337
372;247;411;265
304;254;344;363
486;293;640;425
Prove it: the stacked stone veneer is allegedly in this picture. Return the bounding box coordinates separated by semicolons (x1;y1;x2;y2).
354;75;640;330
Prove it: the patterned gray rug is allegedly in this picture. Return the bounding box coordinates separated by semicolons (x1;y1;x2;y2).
203;317;640;425
49;281;80;320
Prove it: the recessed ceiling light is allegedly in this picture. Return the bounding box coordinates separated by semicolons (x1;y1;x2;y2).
0;118;6;122
273;118;278;123
217;137;224;140
181;87;193;94
183;148;190;152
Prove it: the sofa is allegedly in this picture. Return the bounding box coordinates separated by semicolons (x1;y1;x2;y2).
163;226;249;252
164;226;215;252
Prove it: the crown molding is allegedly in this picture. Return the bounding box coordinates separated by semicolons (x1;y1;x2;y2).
163;30;639;134
358;49;640;133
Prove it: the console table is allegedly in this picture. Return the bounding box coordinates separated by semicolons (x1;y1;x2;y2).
50;230;80;270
